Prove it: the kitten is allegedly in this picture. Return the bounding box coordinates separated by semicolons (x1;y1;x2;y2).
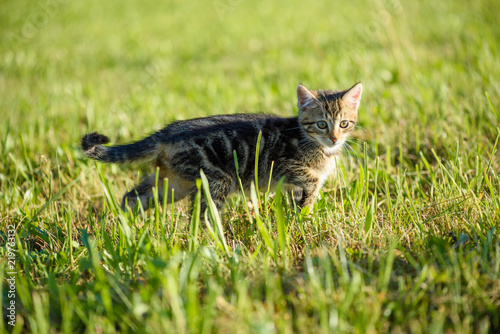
81;83;362;214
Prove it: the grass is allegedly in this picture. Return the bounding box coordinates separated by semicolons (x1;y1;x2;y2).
1;0;500;332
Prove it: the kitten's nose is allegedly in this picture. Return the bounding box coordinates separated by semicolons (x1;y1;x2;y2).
330;137;338;144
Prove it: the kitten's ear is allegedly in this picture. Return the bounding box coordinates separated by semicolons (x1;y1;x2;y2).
342;82;363;110
297;84;318;110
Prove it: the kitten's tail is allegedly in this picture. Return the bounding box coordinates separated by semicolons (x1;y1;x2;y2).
81;132;159;163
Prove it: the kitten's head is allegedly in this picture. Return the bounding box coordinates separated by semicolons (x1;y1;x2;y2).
297;82;362;155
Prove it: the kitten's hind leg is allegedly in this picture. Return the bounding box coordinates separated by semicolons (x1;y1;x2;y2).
190;175;232;219
121;171;193;210
121;174;156;210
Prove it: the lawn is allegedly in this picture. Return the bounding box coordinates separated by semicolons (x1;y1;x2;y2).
1;0;500;332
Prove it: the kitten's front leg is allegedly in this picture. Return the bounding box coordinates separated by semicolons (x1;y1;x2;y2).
190;173;232;219
297;181;321;209
284;178;321;209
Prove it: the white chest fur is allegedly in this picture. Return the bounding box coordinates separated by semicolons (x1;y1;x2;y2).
317;155;337;187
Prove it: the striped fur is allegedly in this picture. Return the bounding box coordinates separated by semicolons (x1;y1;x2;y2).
81;83;362;213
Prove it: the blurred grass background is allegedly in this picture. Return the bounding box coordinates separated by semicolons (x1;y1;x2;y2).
1;0;500;333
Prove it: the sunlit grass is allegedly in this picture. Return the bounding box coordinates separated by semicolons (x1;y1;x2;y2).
1;0;500;332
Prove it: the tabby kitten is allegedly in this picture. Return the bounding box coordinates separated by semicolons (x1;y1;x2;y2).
81;83;362;213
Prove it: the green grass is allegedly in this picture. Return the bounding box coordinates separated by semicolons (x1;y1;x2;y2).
1;0;500;332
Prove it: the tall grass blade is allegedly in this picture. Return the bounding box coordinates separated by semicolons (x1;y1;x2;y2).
200;170;230;256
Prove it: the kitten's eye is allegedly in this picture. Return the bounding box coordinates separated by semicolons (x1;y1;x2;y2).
316;121;328;129
340;120;349;128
